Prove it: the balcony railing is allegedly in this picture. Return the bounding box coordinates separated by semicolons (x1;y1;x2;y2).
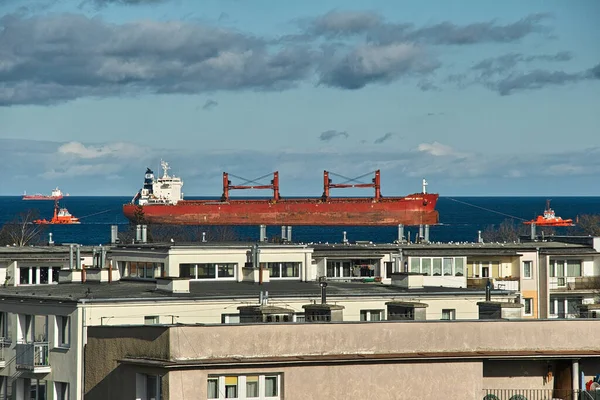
550;276;600;291
468;277;520;291
15;342;51;372
483;388;600;400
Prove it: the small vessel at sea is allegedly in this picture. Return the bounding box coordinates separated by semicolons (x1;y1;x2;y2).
23;187;67;201
523;200;574;227
122;161;439;226
34;200;80;225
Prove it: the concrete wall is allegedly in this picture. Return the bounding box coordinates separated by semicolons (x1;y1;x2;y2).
167;320;600;362
85;320;600;400
85;326;170;400
169;362;482;400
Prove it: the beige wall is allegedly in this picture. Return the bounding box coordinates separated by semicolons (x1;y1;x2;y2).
168;320;600;361
170;362;482;400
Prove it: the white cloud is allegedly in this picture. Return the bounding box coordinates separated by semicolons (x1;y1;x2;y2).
417;141;457;156
57;141;146;159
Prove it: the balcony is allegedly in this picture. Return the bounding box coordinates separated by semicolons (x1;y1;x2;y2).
468;277;520;291
550;276;600;291
483;388;600;399
15;342;51;373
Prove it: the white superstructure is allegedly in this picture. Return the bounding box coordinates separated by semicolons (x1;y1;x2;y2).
136;160;184;205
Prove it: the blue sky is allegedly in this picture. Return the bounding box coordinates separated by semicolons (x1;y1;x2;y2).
0;0;599;196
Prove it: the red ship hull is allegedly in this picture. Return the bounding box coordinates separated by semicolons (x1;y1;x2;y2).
123;194;439;226
22;195;63;200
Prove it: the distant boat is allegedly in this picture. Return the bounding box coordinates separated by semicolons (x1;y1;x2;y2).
33;200;80;225
523;200;574;227
23;187;67;201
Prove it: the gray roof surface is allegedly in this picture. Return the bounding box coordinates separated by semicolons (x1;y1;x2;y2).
0;279;508;303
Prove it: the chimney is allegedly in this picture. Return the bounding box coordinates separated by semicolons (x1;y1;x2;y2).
69;244;74;270
398;224;404;242
136;225;142;242
286;226;292;242
478;230;483;243
156;277;190;294
424;225;430;243
530;223;536;240
418;225;424;242
320;282;327;304
259;225;267;242
141;225;147;243
110;225;118;244
281;226;287;241
76;245;81;269
48;233;54;246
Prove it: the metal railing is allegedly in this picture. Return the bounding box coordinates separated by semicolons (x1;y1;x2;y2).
15;342;50;369
483;389;600;400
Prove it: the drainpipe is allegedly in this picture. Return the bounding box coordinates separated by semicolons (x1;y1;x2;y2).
108;261;113;283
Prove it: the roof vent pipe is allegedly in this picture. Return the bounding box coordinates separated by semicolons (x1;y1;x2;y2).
485;279;491;302
320;282;328;304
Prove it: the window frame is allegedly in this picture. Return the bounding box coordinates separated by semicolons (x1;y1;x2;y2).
522;261;533;279
56;316;70;348
359;309;384;322
523;298;533;316
441;309;456;320
178;263;237;280
208;374;282;400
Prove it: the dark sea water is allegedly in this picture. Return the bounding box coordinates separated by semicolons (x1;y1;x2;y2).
0;196;598;245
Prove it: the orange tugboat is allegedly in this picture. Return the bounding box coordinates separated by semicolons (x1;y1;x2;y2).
523;200;574;227
34;200;81;225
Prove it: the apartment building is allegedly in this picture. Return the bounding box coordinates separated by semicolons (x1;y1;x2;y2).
0;237;599;399
85;319;600;400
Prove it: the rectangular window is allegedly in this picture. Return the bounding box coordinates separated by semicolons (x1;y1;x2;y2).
180;263;236;280
198;264;216;279
52;267;61;283
281;262;299;278
360;310;383;321
56;316;70;347
246;376;259;398
410;258;420;273
0;312;11;344
20;267;31;285
443;258;453;276
432;258;442;276
454;258;464;276
144;316;159;325
566;260;581;277
523;261;532;278
207;378;218;399
136;373;161;400
441;309;456;320
524;298;533;315
221;314;240;324
179;264;194;278
55;382;68;400
265;376;278;397
218;264;235;278
421;258;431;275
225;376;238;398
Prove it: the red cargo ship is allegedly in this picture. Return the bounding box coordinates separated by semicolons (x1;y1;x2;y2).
23;187;65;200
122;161;439;226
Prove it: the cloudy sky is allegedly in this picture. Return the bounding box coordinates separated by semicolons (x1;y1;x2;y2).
0;0;599;196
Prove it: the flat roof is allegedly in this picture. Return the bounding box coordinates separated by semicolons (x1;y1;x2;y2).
0;280;512;303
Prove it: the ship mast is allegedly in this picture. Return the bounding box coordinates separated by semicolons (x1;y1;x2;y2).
222;172;280;202
322;170;381;201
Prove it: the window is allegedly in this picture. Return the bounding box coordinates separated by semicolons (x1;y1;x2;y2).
246;376;259;398
454;258;465;276
523;261;532;279
443;258;453;276
127;262;165;279
441;309;456;320
0;312;11;344
19;266;61;285
144;316;159;325
221;314;240;324
432;258;442;276
136;373;161;400
261;262;300;279
179;263;237;280
55;382;68;400
523;298;533;316
410;258;420;273
208;375;281;399
225;376;238;398
360;310;383;321
56;316;70;347
208;378;219;399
